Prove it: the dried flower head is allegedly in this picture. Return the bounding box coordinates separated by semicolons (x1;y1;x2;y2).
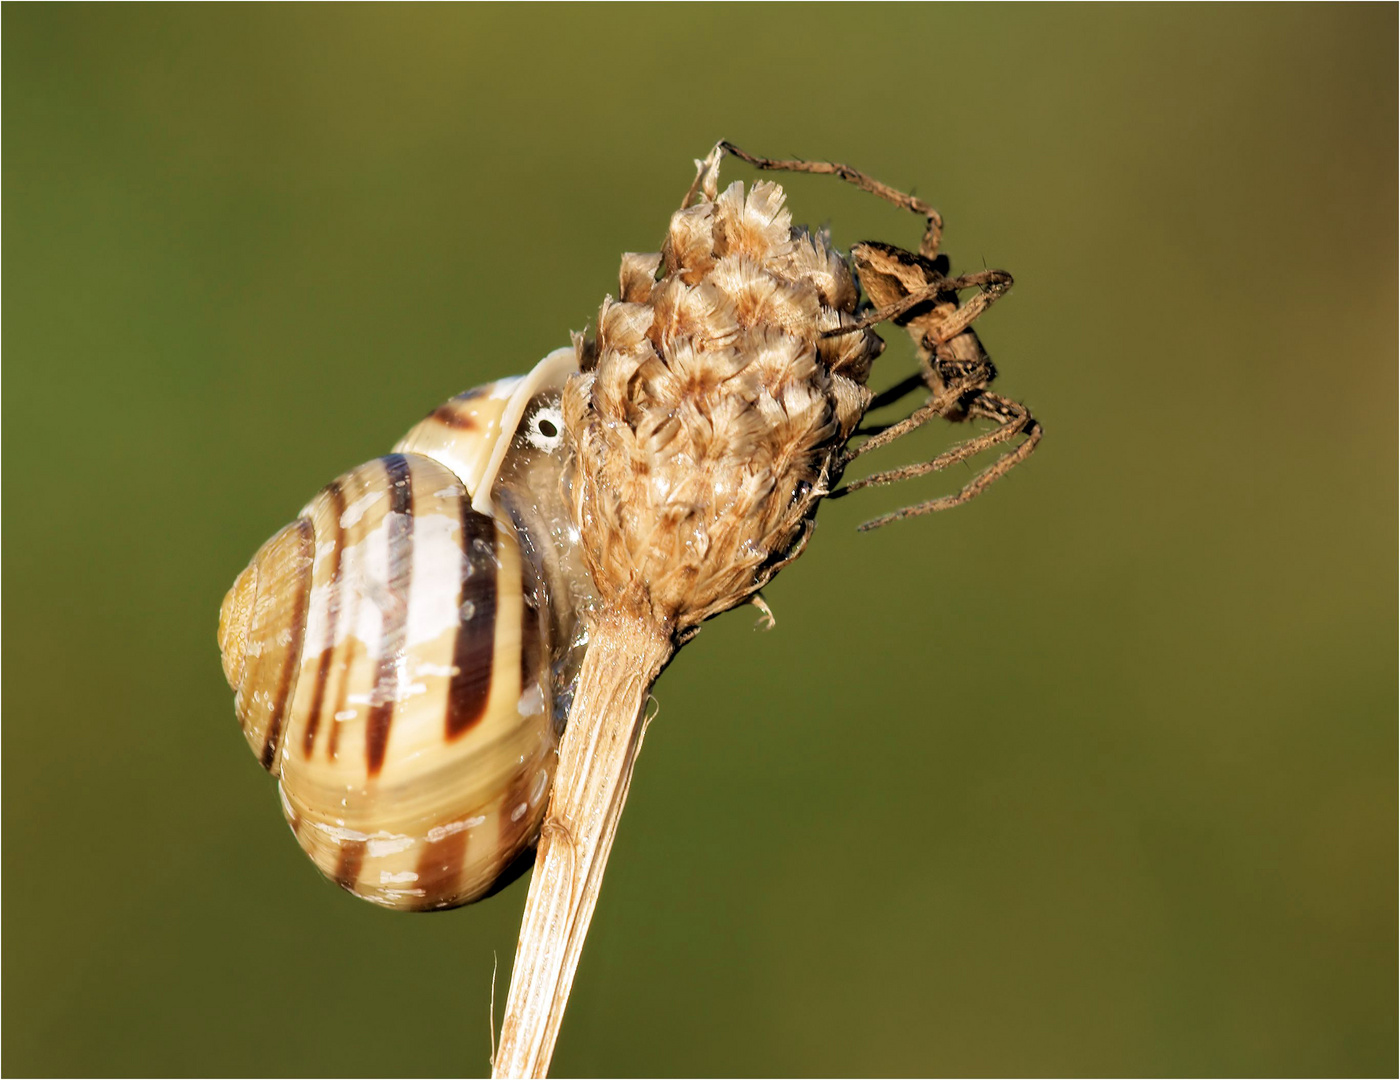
563;146;883;631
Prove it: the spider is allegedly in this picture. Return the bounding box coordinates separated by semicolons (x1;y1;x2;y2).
719;142;1043;532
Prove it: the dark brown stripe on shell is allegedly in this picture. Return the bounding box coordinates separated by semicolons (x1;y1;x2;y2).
430;402;479;430
303;649;335;757
413;819;471;911
430;386;490;428
334;839;366;892
519;560;542;699
365;454;414;776
446;506;498;739
327;577;363;762
302;480;346;758
260;518;314;770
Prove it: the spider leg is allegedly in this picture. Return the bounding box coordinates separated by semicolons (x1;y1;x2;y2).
719;141;945;258
846;393;1042;532
845;382;964;460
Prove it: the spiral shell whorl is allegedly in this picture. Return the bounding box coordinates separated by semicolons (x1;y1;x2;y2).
219;520;315;767
564;154;882;630
217;563;255;688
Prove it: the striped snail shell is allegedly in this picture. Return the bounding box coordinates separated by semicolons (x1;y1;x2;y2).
217;347;593;910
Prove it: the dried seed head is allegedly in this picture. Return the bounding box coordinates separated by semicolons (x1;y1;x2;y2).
564;146;884;632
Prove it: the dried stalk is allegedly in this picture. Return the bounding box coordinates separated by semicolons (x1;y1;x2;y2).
492;612;673;1078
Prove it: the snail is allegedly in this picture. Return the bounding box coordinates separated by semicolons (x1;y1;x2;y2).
217;347;594;910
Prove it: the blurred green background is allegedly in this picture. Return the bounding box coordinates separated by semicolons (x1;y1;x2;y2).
5;5;1395;1077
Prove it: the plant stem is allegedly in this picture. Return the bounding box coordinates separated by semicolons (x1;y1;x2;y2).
492;610;673;1079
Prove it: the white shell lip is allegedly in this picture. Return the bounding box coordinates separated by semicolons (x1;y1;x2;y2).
472;346;578;518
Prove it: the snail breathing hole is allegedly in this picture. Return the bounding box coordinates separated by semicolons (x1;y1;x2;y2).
526;406;565;451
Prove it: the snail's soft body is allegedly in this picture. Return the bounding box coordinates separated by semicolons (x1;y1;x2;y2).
218;349;590;910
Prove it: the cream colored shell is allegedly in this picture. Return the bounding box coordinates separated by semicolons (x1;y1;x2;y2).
218;351;581;910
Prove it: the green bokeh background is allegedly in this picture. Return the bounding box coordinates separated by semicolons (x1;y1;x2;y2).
5;5;1395;1076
